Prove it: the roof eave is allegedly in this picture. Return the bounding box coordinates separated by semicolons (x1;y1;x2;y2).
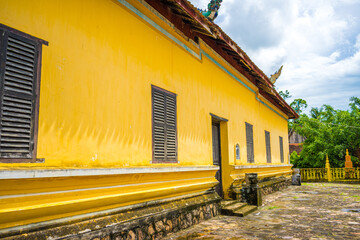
144;0;298;119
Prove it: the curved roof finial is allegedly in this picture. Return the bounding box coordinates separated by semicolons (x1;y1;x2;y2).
270;65;283;85
200;0;223;21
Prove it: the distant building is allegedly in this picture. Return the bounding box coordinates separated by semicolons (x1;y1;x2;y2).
289;129;305;154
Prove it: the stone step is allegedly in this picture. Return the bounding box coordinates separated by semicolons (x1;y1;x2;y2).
233;205;258;217
221;202;247;215
220;200;238;208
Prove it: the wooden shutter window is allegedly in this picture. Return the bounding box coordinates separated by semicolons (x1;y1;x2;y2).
245;122;254;163
152;86;177;163
153;90;166;162
212;122;220;166
0;31;40;159
279;136;284;163
265;131;271;163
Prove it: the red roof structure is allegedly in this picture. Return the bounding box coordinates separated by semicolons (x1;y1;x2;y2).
145;0;298;119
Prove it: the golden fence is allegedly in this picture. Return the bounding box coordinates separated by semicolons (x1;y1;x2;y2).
300;168;360;182
301;168;328;181
331;168;360;181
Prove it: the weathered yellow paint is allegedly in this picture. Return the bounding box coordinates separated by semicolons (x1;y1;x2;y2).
0;169;218;229
231;165;293;184
0;0;289;169
0;0;291;230
219;120;232;199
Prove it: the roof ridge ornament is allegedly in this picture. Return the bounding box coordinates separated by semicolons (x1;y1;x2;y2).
270;65;283;84
199;0;223;21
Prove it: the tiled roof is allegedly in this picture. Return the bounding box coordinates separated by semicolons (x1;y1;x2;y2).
145;0;298;119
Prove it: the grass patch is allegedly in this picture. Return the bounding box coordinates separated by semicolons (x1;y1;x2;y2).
350;195;360;201
265;206;280;210
301;183;313;186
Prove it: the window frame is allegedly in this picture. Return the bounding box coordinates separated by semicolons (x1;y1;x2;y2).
265;130;271;163
0;24;47;163
245;122;254;163
151;85;178;163
279;136;284;163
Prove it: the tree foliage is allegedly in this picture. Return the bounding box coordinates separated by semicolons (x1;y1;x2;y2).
279;90;292;100
290;99;308;114
290;97;360;168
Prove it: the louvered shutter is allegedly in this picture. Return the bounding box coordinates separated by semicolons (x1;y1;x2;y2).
153;90;166;162
279;136;284;163
0;31;39;159
165;94;177;162
152;87;177;163
245;122;254;163
265;131;271;163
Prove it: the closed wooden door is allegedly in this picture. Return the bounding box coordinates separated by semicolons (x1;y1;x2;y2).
212;122;223;197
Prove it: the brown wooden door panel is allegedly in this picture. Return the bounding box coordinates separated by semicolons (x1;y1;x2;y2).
212;121;222;197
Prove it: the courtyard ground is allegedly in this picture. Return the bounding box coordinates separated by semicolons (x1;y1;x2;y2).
164;183;360;240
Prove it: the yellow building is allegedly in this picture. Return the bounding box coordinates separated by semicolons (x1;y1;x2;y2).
0;0;298;239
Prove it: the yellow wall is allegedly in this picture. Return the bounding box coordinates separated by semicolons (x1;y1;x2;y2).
0;0;289;169
0;0;291;230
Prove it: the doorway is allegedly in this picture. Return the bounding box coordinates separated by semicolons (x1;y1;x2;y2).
212;120;223;197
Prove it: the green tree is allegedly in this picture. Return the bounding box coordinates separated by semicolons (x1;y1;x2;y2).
279;90;292;101
288;98;307;131
349;97;360;161
290;99;308;114
291;97;360;168
309;107;321;119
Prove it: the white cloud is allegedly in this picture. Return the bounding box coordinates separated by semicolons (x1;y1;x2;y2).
190;0;211;10
190;0;360;111
355;34;360;49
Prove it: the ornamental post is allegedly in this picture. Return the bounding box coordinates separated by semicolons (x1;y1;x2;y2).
325;154;331;182
345;149;354;179
344;149;353;168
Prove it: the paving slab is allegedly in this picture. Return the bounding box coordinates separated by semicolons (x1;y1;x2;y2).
164;183;360;240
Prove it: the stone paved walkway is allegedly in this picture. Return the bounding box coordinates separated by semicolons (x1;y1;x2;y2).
164;183;360;240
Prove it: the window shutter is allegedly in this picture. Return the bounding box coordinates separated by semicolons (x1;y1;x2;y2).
0;32;39;159
152;87;177;163
245;122;254;163
279;136;284;163
152;90;166;162
265;131;271;163
165;94;177;162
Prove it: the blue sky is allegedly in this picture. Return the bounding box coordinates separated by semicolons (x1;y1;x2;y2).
190;0;360;112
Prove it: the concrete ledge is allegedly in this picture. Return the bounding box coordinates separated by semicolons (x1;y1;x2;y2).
233;164;292;169
259;176;292;196
0;168;218;230
231;175;292;200
0;166;219;179
1;192;221;240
